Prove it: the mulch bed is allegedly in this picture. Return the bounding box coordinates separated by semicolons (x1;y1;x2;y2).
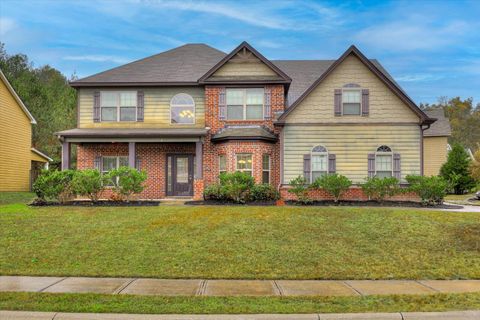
186;200;277;206
29;200;160;207
285;200;462;209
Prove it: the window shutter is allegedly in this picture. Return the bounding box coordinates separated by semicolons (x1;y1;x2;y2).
137;91;144;122
328;154;336;174
362;89;369;116
94;156;102;171
135;156;141;170
303;154;311;183
334;89;342;116
368;153;375;178
219;87;226;120
393;153;401;180
93;91;100;122
264;87;271;120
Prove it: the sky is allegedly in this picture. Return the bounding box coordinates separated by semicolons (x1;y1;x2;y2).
1;0;480;104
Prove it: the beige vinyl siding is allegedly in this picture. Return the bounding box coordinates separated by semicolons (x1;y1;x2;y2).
0;78;33;191
213;61;277;77
423;136;448;176
283;125;421;184
78;87;205;128
285;55;420;124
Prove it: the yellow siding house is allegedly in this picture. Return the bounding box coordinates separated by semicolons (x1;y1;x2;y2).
0;69;51;191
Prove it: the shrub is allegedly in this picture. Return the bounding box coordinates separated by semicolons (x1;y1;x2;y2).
71;169;104;202
311;173;352;203
361;176;400;202
204;184;227;201
470;149;480;182
107;166;147;201
219;172;255;203
288;175;312;204
250;183;280;202
32;169;75;203
440;143;476;194
406;175;448;205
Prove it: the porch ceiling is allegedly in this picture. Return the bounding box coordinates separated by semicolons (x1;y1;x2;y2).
56;128;208;143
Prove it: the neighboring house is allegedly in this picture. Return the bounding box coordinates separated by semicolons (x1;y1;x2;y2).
58;42;438;200
0;69;51;192
423;108;451;176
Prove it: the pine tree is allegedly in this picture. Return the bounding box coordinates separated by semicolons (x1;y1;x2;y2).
440;143;476;194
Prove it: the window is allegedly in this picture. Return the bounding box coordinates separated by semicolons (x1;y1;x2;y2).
236;154;253;176
102;156;128;186
311;145;328;181
262;154;270;184
171;93;195;124
219;154;227;175
100;91;137;122
226;88;264;120
342;89;361;115
375;145;393;178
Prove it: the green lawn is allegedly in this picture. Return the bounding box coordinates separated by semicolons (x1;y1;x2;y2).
1;292;479;314
1;202;480;280
0;192;35;205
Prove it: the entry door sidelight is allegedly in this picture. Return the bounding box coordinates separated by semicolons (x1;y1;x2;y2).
167;154;194;196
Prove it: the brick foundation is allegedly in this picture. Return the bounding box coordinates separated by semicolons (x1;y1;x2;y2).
280;185;420;202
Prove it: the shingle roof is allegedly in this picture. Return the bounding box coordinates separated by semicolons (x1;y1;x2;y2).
56;128;208;138
424;109;451;137
211;126;277;142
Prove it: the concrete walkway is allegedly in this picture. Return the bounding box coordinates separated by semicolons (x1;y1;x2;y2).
441;202;480;212
1;310;480;320
1;276;480;296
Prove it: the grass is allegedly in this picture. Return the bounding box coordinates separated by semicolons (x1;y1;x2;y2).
0;192;35;205
1;203;480;280
0;292;479;314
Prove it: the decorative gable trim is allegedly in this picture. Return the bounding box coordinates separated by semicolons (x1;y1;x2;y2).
277;45;435;125
0;69;37;124
198;41;291;84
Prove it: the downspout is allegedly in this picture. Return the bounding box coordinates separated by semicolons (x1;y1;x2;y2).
420;123;431;176
278;128;284;192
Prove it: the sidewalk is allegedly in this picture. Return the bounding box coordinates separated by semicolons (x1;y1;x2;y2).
1;310;480;320
1;276;480;296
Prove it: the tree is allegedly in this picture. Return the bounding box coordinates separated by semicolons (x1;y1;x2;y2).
0;43;77;166
470;149;480;182
440;143;476;194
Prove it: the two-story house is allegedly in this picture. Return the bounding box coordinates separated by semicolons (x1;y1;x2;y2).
57;42;446;200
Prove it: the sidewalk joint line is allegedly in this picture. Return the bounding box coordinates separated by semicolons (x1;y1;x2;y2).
273;280;283;296
38;277;68;292
196;279;207;296
342;281;363;296
317;313;321;320
52;312;59;320
115;278;137;294
415;280;440;292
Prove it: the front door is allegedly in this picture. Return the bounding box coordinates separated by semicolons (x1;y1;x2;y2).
167;154;194;197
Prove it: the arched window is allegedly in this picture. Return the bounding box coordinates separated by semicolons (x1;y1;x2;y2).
170;93;195;124
375;145;393;178
311;145;328;181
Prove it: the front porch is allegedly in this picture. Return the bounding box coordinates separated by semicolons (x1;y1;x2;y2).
56;128;207;200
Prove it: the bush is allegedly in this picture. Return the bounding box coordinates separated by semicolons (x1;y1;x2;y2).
219;172;255;203
288;175;312;204
250;183;280;202
311;173;352;203
107;166;147;201
440;143;476;194
204;184;226;201
71;169;104;202
406;175;448;205
32;169;75;203
361;176;400;202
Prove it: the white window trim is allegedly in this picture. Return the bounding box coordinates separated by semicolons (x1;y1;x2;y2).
341;88;361;116
101;156;128;186
226;88;264;121
170;93;196;125
236;153;253;175
219;154;227;175
100;91;137;122
375;145;394;177
262;154;271;184
311;145;328;182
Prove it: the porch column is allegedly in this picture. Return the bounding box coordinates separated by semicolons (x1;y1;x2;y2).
195;140;203;179
128;142;136;168
61;141;70;170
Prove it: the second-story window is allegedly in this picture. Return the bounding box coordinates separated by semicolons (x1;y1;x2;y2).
342;89;361;115
171;93;195;124
226;88;264;120
101;91;137;122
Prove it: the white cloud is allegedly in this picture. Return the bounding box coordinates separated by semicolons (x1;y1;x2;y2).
0;17;16;36
63;55;130;64
396;74;445;82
